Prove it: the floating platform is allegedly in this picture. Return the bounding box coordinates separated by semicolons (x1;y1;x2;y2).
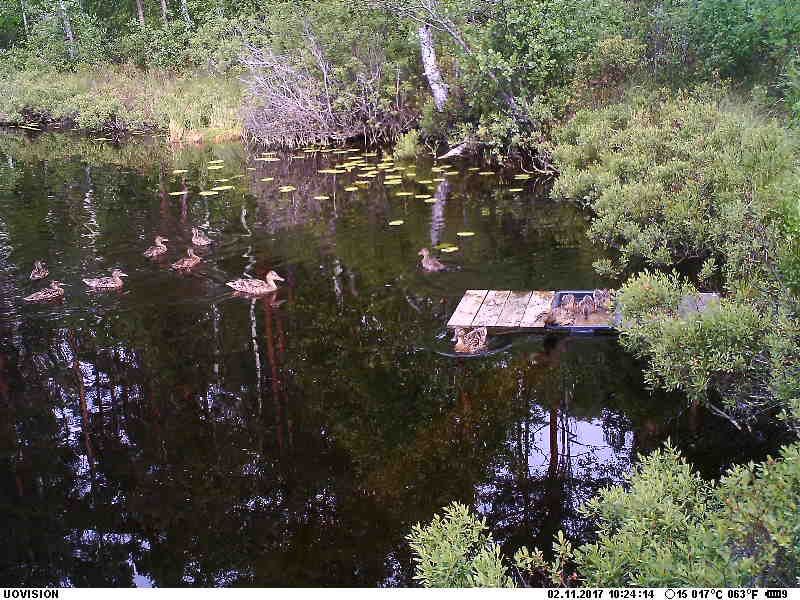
446;289;721;334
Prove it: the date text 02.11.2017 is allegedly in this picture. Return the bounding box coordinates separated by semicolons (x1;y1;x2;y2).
547;591;655;599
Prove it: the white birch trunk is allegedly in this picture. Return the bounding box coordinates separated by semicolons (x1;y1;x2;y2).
418;23;448;112
159;0;168;27
58;0;76;59
180;0;192;28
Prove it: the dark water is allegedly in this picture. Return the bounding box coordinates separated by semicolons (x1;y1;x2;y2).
0;131;781;587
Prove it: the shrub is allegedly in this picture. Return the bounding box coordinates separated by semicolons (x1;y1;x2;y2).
410;442;800;587
392;129;421;161
407;502;512;588
551;88;797;292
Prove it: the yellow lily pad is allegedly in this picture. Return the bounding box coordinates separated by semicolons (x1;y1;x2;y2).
207;165;224;170
424;198;437;204
395;192;414;197
214;178;230;182
168;191;188;196
208;159;224;164
384;180;402;186
255;157;280;162
344;186;358;191
441;246;459;253
172;169;188;174
514;174;532;180
457;231;475;237
478;171;495;176
211;185;234;191
260;177;274;182
415;194;432;199
432;177;446;182
199;190;219;196
445;171;459;175
279;185;297;193
417;179;433;184
508;187;524;192
388;220;404;226
314;195;330;200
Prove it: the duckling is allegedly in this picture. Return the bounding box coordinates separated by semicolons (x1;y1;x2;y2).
452;326;488;354
226;271;285;295
143;236;169;258
560;294;577;316
418;248;446;272
593;288;613;310
30;260;48;280
24;280;65;302
83;269;127;290
191;227;213;247
578;295;597;319
171;248;201;270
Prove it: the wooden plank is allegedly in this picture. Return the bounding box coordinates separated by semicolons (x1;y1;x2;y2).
472;290;511;327
495;291;533;327
447;290;488;328
519;291;555;327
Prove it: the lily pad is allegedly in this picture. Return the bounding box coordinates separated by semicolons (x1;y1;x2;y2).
208;159;224;164
415;194;432;199
508;187;524;192
478;171;495;176
168;191;188;196
388;220;404;226
314;195;330;200
199;190;219;196
457;231;476;237
211;185;234;191
207;165;224;170
260;177;274;182
279;185;297;193
344;186;358;191
172;169;188;174
424;198;437;204
395;192;413;197
441;246;459;253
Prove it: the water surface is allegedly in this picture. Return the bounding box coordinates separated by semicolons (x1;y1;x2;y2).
0;131;779;586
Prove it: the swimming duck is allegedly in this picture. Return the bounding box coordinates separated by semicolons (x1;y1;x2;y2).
452;326;488;354
171;248;201;270
226;271;285;295
191;227;213;247
83;269;128;290
24;280;65;302
143;236;169;258
418;248;446;272
30;260;48;280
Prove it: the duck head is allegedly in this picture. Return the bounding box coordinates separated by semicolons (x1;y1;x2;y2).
111;269;128;279
155;236;169;244
418;248;430;258
265;270;285;283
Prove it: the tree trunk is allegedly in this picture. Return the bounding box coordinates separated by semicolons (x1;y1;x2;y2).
159;0;168;27
20;0;29;35
58;0;77;59
134;0;145;27
180;0;192;27
418;23;448;111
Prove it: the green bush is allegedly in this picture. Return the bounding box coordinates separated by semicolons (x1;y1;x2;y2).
411;442;800;587
616;271;771;416
392;129;421;161
551;88;797;292
407;502;512;587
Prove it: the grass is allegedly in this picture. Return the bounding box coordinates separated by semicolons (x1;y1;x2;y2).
0;66;242;142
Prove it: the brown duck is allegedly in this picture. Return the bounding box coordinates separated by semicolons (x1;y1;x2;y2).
24;280;65;302
418;248;446;272
171;248;201;270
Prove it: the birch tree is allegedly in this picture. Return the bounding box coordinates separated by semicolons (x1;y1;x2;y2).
58;0;76;59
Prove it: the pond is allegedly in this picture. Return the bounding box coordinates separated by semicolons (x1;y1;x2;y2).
0;131;780;586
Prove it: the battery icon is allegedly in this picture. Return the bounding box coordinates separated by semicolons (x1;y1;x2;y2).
765;591;785;598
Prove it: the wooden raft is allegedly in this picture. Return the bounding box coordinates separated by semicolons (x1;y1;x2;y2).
447;290;557;331
447;289;722;333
